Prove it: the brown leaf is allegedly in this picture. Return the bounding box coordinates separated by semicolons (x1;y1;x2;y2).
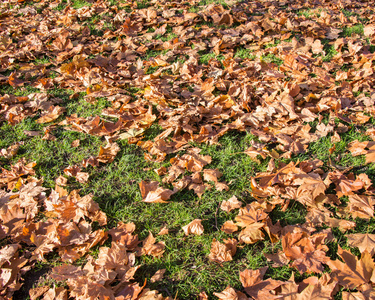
37;106;65;123
0;144;19;159
108;222;138;250
347;233;375;256
327;247;374;289
209;238;237;263
29;286;50;300
199;291;209;300
221;196;242;212
41;286;67;300
203;169;222;183
139;180;174;203
240;267;282;299
55;175;68;186
71;139;80;147
141;232;165;257
235;205;268;227
264;251;290;268
238;222;265;244
346;194;374;219
97;142;120;163
221;221;238;234
213;286;241;300
150;269;166;283
182;219;204;236
157;226;169;236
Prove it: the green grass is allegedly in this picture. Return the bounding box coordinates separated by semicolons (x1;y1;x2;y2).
199;52;225;65
262;53;283;66
322;45;338;62
234;47;256;60
71;0;92;9
341;24;364;37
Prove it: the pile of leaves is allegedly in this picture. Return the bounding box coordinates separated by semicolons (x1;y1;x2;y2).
0;0;375;298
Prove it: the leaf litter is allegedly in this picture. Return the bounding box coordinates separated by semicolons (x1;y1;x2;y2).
0;0;375;298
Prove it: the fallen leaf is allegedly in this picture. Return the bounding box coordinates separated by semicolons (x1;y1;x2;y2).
221;196;242;212
139;180;175;203
150;269;166;283
209;238;237;263
347;233;375;256
221;221;238;234
182;219;204;236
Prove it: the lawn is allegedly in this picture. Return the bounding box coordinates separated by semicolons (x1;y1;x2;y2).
0;0;375;299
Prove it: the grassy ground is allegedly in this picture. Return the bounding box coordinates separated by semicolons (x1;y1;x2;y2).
1;0;375;299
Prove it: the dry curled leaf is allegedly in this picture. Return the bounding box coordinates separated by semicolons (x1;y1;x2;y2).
139;180;175;203
221;221;238;234
209;238;237;263
182;219;204;236
150;269;166;283
221;196;242;212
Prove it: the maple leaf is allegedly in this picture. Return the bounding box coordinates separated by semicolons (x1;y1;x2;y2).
327;247;374;289
96;142;120;164
203;169;222;183
139;180;175;203
221;221;238;234
36;106;65;123
108;222;138;250
306;208;356;232
209;238;237;263
277;273;337;299
220;196;242;212
213;286;247;300
37;286;67;300
141;232;165;257
0;144;19;159
238;222;265;244
240;267;282;299
29;286;49;300
182;219;204;236
346;194;375;219
282;229;332;274
157;226;169;236
347;233;375;256
235;205;268;227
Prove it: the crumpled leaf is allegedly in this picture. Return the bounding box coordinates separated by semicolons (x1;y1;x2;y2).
139;180;175;203
182;219;204;236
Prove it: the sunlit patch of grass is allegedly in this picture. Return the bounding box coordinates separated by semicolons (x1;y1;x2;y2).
199;52;225;65
341;24;364;37
234;47;256;60
71;0;92;9
262;53;283;66
136;0;151;9
0;85;40;96
322;45;338;62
